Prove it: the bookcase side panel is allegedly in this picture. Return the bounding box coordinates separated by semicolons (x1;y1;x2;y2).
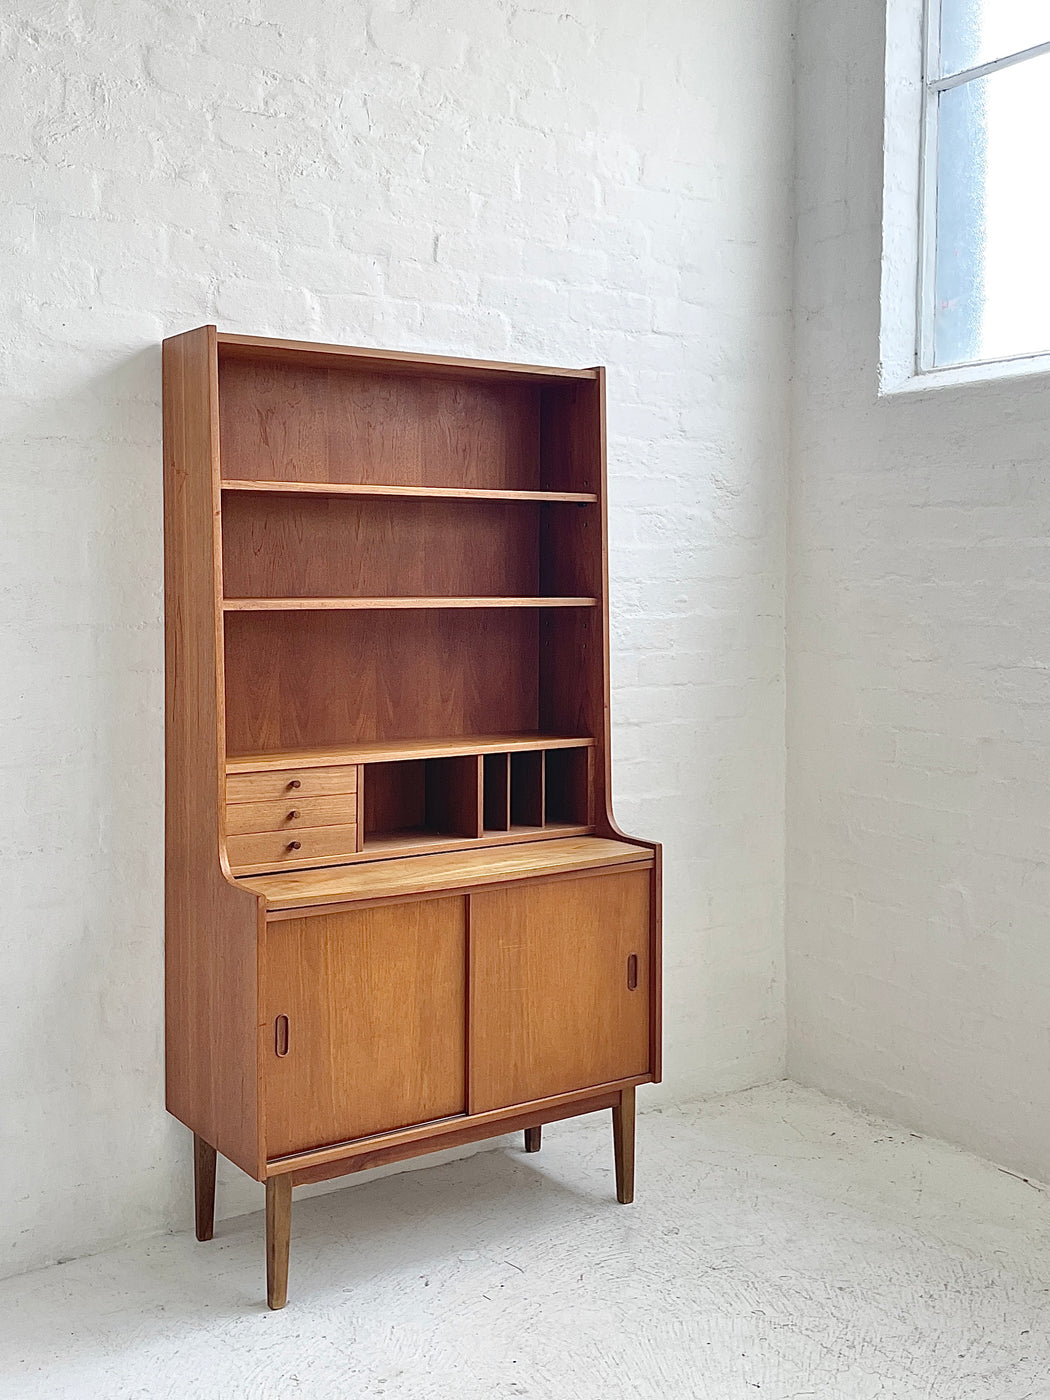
164;325;263;1179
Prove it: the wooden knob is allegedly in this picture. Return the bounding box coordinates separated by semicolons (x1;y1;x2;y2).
288;779;301;790
287;840;301;851
288;810;300;820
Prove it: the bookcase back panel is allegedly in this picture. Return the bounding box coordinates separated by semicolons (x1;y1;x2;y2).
224;609;540;754
540;380;602;496
218;358;541;490
364;760;426;835
540;497;602;599
221;494;540;599
539;610;604;740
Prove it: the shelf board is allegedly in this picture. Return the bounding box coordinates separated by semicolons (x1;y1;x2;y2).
361;823;590;859
216;331;599;384
227;825;596;877
221;479;598;504
222;596;599;612
226;733;594;773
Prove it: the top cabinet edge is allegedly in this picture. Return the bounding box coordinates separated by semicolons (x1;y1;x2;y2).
162;327;602;385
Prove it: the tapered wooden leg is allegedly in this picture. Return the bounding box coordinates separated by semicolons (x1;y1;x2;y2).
265;1175;292;1310
524;1125;542;1153
612;1086;635;1204
193;1134;216;1242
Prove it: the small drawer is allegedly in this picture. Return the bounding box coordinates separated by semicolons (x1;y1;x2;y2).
226;794;360;837
227;823;359;870
226;764;358;804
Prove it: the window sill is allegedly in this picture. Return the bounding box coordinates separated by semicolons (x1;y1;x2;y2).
879;351;1050;398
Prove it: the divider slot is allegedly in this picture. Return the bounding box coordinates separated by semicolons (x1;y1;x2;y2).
363;756;483;844
544;747;593;826
510;750;545;829
363;760;425;842
426;755;483;838
483;752;511;832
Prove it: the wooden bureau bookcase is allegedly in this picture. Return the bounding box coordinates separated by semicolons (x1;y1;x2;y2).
163;325;661;1309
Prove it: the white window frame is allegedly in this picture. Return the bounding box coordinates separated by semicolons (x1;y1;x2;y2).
880;0;1050;395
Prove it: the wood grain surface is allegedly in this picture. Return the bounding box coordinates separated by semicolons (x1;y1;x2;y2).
163;325;263;1179
217;330;598;383
263;899;467;1156
222;478;597;502
221;596;597;610
226;733;592;772
227;822;360;872
223;608;541;753
218;357;543;489
226;762;359;801
468;870;651;1113
225;793;359;836
238;836;652;909
221;492;541;600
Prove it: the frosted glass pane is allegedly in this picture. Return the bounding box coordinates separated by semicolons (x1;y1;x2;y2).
940;0;1050;77
933;52;1050;367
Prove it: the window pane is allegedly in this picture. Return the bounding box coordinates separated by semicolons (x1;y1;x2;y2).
939;0;1050;77
933;51;1050;367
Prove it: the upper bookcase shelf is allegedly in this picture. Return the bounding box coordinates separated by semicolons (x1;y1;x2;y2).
222;596;599;612
216;334;602;499
220;479;598;504
217;332;599;385
226;732;594;772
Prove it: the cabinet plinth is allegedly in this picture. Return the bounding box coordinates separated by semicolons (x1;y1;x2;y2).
163;326;661;1309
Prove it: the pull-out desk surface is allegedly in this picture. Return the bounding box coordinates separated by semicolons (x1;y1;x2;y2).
237;836;653;916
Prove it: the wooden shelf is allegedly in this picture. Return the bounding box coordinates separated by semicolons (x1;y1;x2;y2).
236;837;654;910
221;479;598;504
228;825;598;878
227;733;594;774
217;331;599;384
222;596;599;612
361;823;592;860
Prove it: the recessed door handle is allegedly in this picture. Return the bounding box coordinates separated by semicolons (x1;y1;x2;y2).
627;954;638;991
275;1014;290;1057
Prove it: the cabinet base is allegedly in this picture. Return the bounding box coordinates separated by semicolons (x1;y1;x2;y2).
190;1085;640;1309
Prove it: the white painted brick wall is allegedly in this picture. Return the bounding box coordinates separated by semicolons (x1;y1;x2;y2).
789;0;1050;1182
0;0;794;1276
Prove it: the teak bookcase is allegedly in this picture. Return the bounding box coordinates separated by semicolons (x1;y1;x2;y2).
163;326;661;1309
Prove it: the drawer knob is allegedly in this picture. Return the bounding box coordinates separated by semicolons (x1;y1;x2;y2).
287;840;302;851
288;810;300;820
288;779;301;790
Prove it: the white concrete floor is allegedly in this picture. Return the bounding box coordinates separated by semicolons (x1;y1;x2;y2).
3;1084;1050;1400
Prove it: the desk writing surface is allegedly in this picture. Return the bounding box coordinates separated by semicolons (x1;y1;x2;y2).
237;837;652;910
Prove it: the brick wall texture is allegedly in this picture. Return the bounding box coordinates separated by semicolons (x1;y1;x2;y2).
1;0;794;1275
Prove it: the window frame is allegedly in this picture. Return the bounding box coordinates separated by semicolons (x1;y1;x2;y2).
916;0;1050;374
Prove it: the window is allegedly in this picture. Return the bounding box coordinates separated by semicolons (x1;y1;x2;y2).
920;1;1050;370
